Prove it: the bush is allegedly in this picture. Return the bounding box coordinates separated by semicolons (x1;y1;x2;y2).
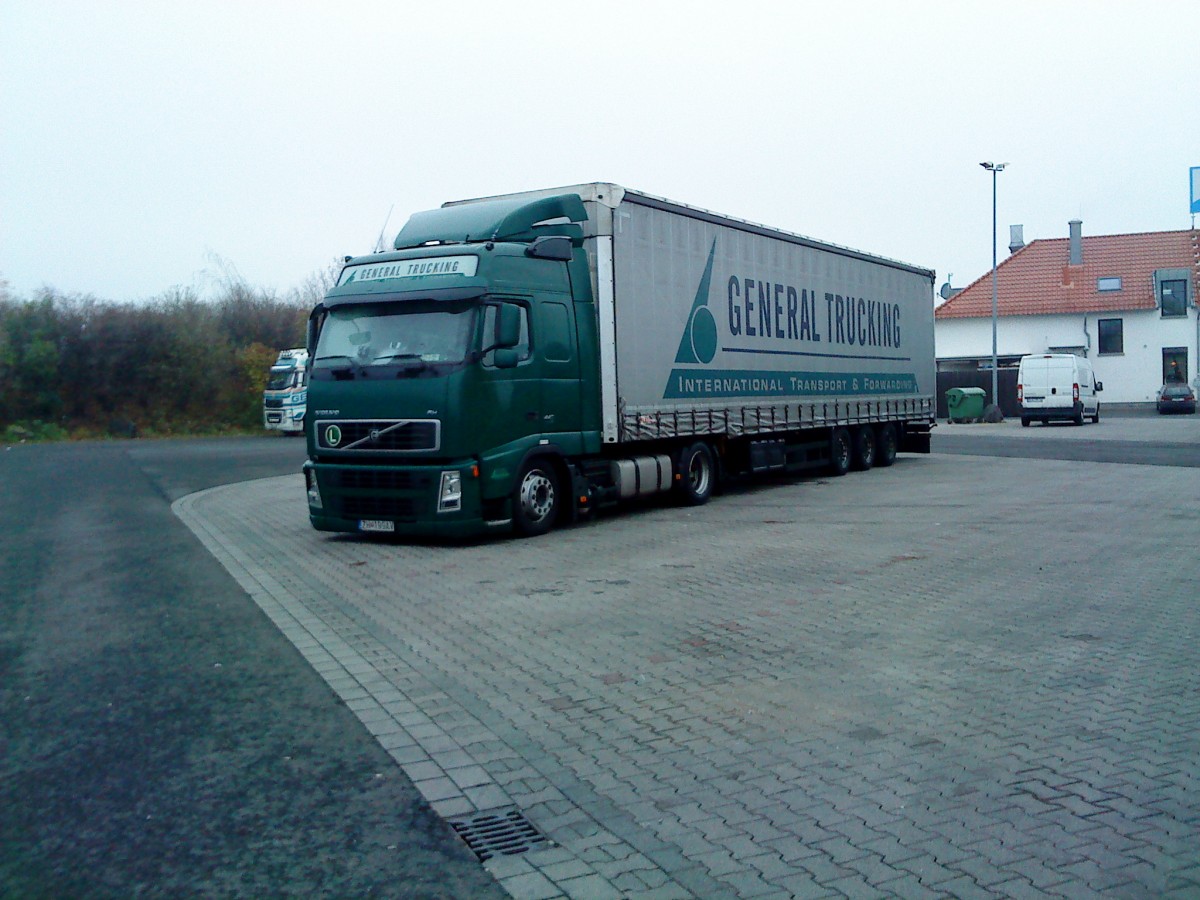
0;281;312;439
3;420;70;443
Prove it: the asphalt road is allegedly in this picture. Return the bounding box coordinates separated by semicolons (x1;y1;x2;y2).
933;417;1200;467
0;437;505;898
3;417;1195;897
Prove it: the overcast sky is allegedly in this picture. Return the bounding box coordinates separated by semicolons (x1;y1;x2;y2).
2;1;1196;303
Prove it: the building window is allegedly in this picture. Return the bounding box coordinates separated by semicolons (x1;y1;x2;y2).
1097;318;1123;355
1163;348;1188;384
1161;279;1187;317
1097;277;1122;292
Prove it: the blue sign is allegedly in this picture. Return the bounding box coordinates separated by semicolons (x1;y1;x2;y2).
1192;167;1200;214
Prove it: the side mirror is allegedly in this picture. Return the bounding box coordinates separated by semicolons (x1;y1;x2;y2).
1095;381;1103;392
493;348;520;369
525;235;574;261
306;305;325;355
495;303;521;349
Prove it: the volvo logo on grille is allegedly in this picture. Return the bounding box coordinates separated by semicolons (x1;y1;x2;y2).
324;424;342;447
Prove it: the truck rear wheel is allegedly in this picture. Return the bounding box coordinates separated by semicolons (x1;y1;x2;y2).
676;442;715;505
875;424;897;467
513;458;559;537
852;427;876;471
829;428;852;476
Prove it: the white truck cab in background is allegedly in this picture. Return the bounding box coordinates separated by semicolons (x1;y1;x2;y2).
263;349;309;434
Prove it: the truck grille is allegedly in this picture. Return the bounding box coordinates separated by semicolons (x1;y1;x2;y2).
264;398;284;409
316;419;439;453
329;469;430;491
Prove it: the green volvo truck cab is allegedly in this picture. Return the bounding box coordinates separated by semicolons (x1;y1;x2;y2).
304;193;601;538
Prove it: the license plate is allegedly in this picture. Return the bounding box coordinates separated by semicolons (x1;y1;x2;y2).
359;519;395;533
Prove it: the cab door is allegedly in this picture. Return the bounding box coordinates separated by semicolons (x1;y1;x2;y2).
477;298;539;449
536;297;582;439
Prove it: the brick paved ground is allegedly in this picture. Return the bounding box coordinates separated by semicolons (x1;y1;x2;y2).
175;453;1200;898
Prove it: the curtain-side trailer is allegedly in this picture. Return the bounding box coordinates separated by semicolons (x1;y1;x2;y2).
303;183;936;538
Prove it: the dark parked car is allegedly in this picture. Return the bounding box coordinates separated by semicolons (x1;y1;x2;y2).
1156;383;1196;414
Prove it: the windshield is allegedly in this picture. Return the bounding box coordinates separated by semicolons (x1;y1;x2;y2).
266;369;296;390
314;302;476;368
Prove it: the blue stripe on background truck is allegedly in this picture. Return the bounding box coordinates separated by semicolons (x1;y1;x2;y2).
302;184;936;538
262;349;308;434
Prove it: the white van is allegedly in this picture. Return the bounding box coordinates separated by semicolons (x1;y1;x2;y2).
1017;354;1102;426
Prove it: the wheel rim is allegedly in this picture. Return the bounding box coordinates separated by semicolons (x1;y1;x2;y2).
519;470;554;522
688;451;711;496
835;434;851;469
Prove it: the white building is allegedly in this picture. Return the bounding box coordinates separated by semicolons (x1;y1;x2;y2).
936;222;1200;405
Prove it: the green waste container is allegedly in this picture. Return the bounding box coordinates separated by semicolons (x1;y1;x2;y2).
946;387;987;423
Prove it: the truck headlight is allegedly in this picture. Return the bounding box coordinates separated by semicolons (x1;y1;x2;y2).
438;470;462;513
306;468;323;509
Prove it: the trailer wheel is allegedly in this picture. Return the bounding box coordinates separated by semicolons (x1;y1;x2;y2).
875;424;897;467
852;427;876;471
513;458;559;537
829;428;852;476
676;442;715;506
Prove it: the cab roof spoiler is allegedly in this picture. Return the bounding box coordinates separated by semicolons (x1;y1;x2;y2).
393;193;587;250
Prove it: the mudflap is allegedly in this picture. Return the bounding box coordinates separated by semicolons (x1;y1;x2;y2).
568;465;594;524
899;422;933;454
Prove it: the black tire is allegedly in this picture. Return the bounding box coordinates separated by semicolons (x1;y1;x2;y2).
875;424;897;467
851;426;876;471
829;428;852;477
513;458;559;537
1073;409;1085;426
1091;406;1100;424
676;442;715;506
1021;416;1030;427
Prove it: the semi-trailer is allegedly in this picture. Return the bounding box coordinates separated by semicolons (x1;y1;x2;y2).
302;183;936;538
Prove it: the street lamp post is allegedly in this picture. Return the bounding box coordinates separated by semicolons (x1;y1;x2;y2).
980;161;1007;415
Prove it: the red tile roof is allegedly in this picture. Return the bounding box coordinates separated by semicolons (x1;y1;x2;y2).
936;228;1200;319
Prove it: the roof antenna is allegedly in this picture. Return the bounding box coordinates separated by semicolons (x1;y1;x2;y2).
373;205;395;253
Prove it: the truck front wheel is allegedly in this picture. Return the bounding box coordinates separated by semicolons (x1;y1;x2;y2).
676;442;715;506
513;459;559;537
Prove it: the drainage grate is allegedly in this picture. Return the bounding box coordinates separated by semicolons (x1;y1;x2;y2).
450;808;547;862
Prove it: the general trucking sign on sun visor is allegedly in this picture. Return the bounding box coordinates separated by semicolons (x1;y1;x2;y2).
338;255;479;286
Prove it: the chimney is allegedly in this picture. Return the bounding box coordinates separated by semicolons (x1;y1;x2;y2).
1069;220;1083;265
1009;224;1025;255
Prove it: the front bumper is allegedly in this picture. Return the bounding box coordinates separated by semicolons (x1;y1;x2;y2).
304;459;497;538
